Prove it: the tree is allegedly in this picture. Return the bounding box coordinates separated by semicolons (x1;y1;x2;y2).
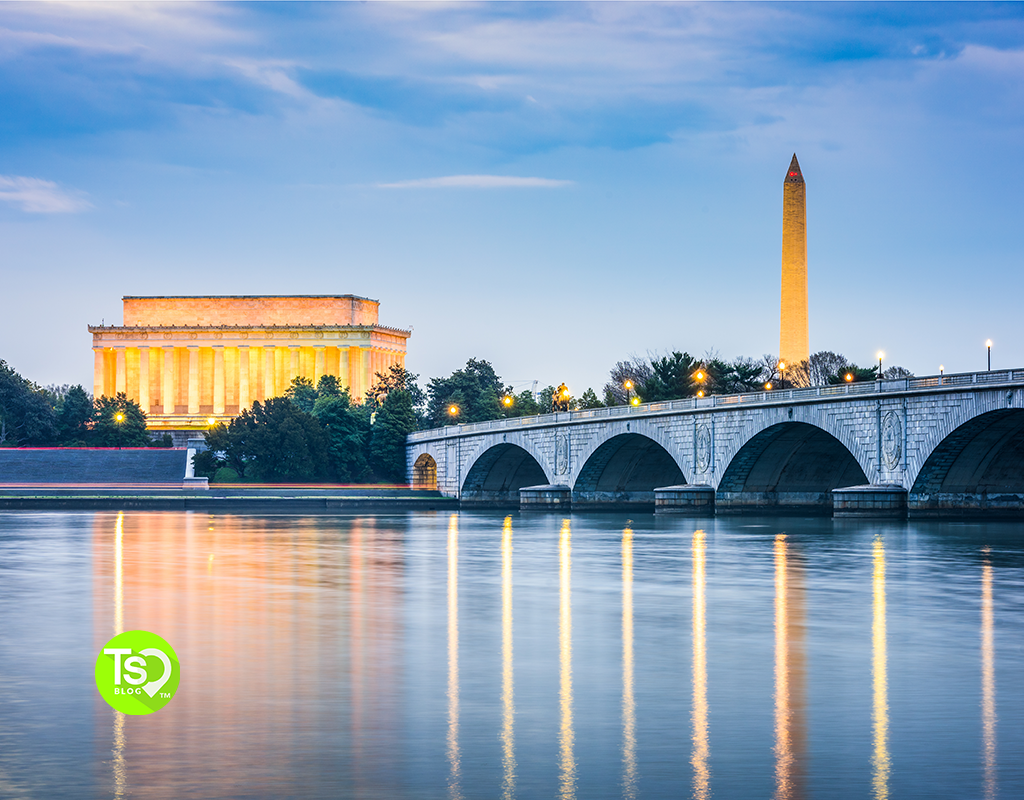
578;388;604;409
827;364;878;384
312;392;371;482
316;374;343;398
883;366;913;379
0;360;58;446
92;393;152;448
642;351;701;401
603;357;653;406
285;377;318;413
717;357;770;394
365;365;425;411
371;389;417;483
426;358;505;427
57;385;94;445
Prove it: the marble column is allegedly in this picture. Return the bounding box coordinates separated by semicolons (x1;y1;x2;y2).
314;346;325;386
213;345;225;415
115;348;127;395
264;347;276;401
238;346;250;411
188;346;200;415
338;346;349;389
348;346;362;401
289;346;300;387
362;348;372;402
163;347;175;414
139;347;150;414
93;348;105;400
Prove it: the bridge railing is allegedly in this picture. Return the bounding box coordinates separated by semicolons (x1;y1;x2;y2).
407;368;1024;442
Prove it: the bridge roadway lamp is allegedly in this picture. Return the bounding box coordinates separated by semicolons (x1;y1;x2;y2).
764;382;772;391
624;379;633;407
777;362;785;391
987;340;993;371
845;372;853;383
448;404;460;421
631;396;640;407
502;394;513;410
114;412;124;450
877;352;884;379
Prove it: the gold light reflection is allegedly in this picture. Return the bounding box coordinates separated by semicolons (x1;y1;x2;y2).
622;525;637;800
691;529;710;800
558;518;576;800
773;534;806;800
981;547;996;800
112;511;127;800
501;516;516;800
871;537;890;800
447;514;462;800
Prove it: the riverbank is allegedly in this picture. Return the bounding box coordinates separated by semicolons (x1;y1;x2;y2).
0;486;457;513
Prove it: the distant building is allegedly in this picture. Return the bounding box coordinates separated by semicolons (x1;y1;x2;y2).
779;154;809;367
89;295;410;435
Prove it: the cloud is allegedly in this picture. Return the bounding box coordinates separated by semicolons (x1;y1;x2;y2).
0;175;91;213
377;174;573;189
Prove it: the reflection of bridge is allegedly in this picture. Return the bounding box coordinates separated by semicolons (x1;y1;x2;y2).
407;369;1024;516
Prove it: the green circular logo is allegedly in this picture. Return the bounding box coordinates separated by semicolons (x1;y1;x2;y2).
95;630;180;715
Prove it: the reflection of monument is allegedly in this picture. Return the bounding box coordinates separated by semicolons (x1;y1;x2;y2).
780;155;809;367
89;295;410;433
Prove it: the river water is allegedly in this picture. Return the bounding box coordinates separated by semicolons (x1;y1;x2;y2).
0;510;1021;799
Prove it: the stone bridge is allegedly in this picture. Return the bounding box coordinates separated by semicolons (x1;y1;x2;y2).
406;369;1024;517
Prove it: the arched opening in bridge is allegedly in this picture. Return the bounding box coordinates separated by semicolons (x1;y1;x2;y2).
412;454;438;490
573;433;686;509
911;409;1024;514
461;444;548;506
717;422;867;513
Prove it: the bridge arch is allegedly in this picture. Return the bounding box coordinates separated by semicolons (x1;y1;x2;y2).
717;421;868;512
573;433;686;509
411;453;437;490
911;408;1024;498
461;442;549;506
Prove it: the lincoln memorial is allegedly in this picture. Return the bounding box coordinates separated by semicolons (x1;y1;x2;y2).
89;295;410;434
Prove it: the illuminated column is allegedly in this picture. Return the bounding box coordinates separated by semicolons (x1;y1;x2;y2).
213;345;225;415
362;348;372;398
780;154;809;367
187;346;200;414
138;346;150;413
314;346;325;386
275;346;288;396
264;347;276;400
93;348;106;399
338;346;349;389
289;346;300;386
115;347;127;395
348;346;361;401
163;347;175;414
238;346;250;411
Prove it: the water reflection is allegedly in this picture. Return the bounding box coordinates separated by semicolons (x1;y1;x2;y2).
773;534;807;800
501;516;516;800
981;547;996;800
558;518;576;800
621;525;637;800
112;511;127;799
447;514;462;800
871;537;890;800
691;529;710;800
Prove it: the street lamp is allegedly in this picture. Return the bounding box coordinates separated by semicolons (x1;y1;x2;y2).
502;394;513;411
630;396;640;407
986;340;992;371
624;379;633;407
844;372;853;383
114;411;124;450
448;404;460;421
777;361;786;391
694;369;707;396
764;382;772;391
877;352;884;380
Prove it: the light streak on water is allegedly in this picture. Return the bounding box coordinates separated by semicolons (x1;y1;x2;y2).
691;529;709;800
621;525;637;800
447;514;462;800
558;519;576;800
501;516;516;800
112;511;127;799
981;547;996;800
872;537;890;800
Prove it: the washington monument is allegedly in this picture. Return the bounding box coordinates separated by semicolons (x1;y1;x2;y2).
779;153;808;367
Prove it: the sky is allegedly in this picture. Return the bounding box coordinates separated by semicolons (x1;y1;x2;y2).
2;2;1023;397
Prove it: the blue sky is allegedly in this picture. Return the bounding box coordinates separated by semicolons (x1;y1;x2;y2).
2;2;1023;396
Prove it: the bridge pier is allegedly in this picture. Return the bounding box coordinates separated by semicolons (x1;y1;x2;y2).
654;484;715;515
832;485;908;517
519;484;572;510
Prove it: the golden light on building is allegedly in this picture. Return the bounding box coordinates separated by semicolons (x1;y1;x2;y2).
779;154;809;367
89;295;410;435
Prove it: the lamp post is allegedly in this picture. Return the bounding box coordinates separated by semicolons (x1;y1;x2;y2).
448;404;461;498
877;351;884;380
845;372;853;383
764;381;772;391
939;365;944;386
986;340;992;371
777;362;785;391
114;411;124;450
624;379;633;408
694;369;707;398
502;394;513;414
